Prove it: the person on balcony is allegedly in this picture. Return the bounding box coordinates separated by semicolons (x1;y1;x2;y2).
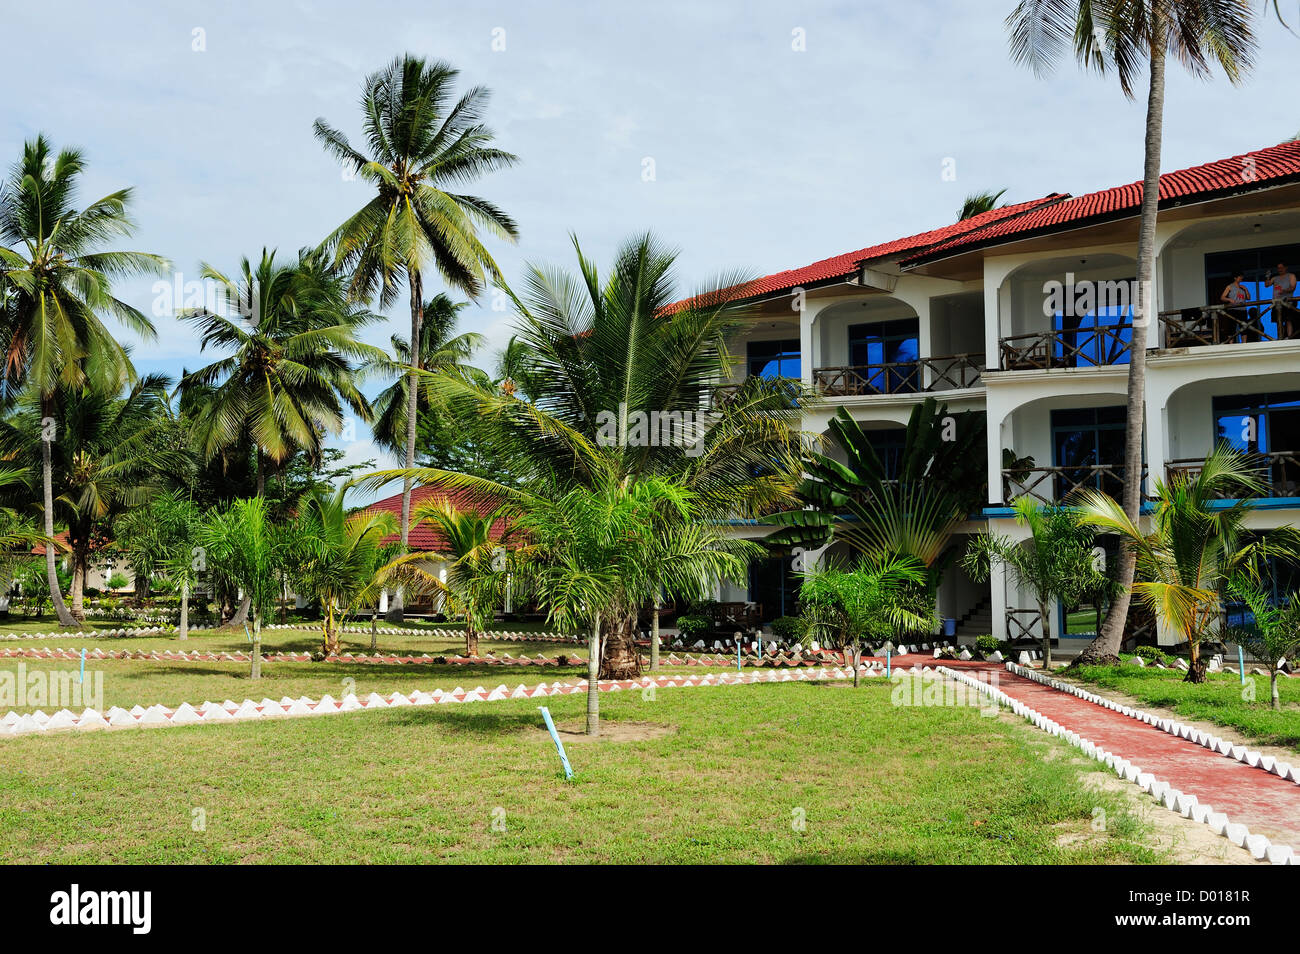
1219;271;1260;342
1266;263;1298;338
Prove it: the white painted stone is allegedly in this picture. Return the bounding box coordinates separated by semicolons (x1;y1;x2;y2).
171;703;201;724
1266;844;1295;865
1245;833;1270;860
1191;804;1213;824
1223;823;1250;847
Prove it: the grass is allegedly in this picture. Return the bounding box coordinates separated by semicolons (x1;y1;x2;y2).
0;679;1161;864
1069;665;1300;753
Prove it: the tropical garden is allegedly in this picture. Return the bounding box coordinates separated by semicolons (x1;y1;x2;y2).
2;1;1299;865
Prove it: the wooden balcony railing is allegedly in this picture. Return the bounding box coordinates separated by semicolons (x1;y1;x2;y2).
1166;450;1300;498
999;324;1133;371
814;353;983;397
1002;463;1146;505
1007;608;1045;642
1158;298;1300;348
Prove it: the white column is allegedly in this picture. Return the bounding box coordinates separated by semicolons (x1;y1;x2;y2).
1144;381;1170;500
989;561;1008;641
799;300;817;387
915;297;933;388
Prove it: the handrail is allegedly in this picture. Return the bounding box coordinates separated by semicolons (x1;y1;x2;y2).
1002;463;1147;505
813;353;983;396
1166;450;1300;498
1157;297;1300;348
998;323;1132;371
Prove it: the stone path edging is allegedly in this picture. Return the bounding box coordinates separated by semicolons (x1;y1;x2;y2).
939;664;1295;864
0;663;899;740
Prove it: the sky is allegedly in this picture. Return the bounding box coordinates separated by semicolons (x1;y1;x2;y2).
3;0;1299;499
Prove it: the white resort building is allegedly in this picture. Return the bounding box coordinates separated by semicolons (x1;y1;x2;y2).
711;139;1300;650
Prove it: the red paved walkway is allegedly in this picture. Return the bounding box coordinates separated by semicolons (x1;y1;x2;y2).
988;665;1300;848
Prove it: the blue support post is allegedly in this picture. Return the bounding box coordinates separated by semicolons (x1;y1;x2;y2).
537;706;574;780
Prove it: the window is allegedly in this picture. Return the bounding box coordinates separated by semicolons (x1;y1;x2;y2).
1212;391;1300;496
1050;406;1129;500
1052;286;1135;367
747;339;800;380
863;427;906;480
1205;243;1300;340
847;318;919;392
1060;534;1119;638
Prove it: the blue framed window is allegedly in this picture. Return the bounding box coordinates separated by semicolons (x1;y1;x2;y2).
747;340;801;380
1205;243;1300;340
1050;406;1129;499
848;318;919;392
1053;302;1134;367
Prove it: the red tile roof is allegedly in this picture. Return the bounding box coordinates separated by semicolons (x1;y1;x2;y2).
364;483;508;553
903;140;1300;266
664;194;1066;312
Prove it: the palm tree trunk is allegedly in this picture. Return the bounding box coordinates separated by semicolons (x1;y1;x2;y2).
370;613;377;651
178;578;189;641
586;612;601;736
1080;36;1166;666
1271;669;1280;711
852;642;861;688
70;545;88;623
251;611;263;679
650;599;661;672
598;615;641;679
390;270;424;624
40;394;77;629
465;626;480;658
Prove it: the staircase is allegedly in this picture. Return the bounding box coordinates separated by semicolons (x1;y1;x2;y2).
953;595;993;638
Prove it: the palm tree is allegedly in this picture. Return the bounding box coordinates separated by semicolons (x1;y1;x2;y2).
513;475;761;735
289;484;396;655
179;249;384;495
769;400;987;599
1006;0;1257;663
961;497;1105;668
800;554;937;687
375;495;512;657
957;188;1007;220
115;491;203;639
200;496;287;678
0;374;186;621
314;54;520;619
1074;445;1300;682
0;135;169;627
1226;580;1300;710
369;233;808;673
365;293;483;458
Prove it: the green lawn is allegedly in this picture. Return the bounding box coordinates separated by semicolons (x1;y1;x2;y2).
1069;665;1300;753
0;679;1161;864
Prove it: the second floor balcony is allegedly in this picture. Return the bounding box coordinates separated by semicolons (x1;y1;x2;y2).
1002;462;1146;506
813;353;983;397
1158;297;1300;349
999;322;1133;371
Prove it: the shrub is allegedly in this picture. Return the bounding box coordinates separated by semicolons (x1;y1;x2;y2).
676;613;713;641
768;615;807;643
1133;645;1176;666
975;634;1000;655
106;573;129;591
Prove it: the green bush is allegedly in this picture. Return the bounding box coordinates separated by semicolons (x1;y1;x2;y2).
975;634;1000;655
106;573;130;591
769;616;807;643
1133;645;1177;666
676;614;713;641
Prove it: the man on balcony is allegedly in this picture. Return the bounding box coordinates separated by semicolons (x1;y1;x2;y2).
1266;263;1298;339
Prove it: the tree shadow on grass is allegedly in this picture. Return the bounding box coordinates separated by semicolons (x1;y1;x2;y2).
378;707;544;736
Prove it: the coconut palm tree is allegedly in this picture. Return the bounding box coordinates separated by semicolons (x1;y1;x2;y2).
1226;580;1300;710
0;373;187;621
368;233;808;673
0;135;169;626
1074;445;1300;682
1006;0;1258;663
512;475;761;735
289;484;396;655
178;248;384;495
800;554;937;687
314;54;520;618
365;293;483;458
957;188;1007;220
374;495;512;657
200;496;287;678
962;497;1105;668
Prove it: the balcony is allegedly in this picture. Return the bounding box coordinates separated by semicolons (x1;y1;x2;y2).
813;353;983;397
998;324;1132;371
1002;462;1146;505
1158;298;1299;349
1166;451;1300;498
